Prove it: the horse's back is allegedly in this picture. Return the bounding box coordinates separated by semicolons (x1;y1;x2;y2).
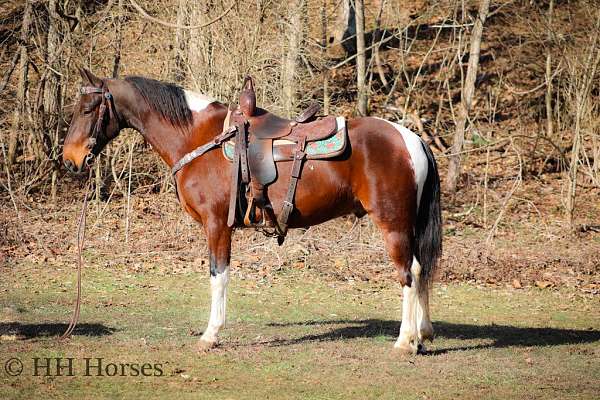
262;116;423;227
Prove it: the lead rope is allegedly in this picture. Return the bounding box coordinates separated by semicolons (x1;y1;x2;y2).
59;169;92;340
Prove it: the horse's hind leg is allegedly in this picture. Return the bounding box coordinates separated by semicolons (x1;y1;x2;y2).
413;257;434;342
374;223;431;354
376;224;422;354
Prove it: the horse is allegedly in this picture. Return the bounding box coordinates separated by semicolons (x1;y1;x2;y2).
63;68;442;354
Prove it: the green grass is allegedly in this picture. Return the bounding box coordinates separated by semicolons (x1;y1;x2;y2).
1;263;599;399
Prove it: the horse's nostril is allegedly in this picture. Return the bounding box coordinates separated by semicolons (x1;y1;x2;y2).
84;153;95;166
64;159;74;172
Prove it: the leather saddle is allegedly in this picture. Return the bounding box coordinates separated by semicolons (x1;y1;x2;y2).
226;76;346;244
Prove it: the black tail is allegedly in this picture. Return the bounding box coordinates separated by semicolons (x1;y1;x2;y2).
415;141;442;284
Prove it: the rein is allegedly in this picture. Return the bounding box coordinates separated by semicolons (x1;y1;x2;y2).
171;117;237;176
59;169;92;340
59;84;113;340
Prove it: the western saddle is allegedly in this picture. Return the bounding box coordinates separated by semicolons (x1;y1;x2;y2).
225;76;344;244
171;76;346;245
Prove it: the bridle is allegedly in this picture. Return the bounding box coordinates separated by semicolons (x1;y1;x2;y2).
79;82;118;157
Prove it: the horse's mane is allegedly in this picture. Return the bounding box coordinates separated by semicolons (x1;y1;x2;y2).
125;76;192;129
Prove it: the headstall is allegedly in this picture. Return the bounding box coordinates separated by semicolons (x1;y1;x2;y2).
79;83;117;154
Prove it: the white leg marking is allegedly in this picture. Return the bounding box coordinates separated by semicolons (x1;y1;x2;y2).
412;258;433;341
395;257;432;352
395;269;419;352
200;267;229;344
184;90;215;112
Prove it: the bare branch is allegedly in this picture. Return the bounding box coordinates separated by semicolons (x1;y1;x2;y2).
128;0;235;30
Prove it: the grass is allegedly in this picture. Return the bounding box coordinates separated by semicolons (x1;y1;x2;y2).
1;262;599;399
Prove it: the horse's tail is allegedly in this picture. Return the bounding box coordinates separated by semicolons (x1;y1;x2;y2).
415;140;442;284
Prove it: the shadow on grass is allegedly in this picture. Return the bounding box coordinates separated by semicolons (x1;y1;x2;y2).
0;322;116;339
263;320;600;354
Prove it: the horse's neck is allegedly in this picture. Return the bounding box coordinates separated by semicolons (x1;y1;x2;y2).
113;81;226;168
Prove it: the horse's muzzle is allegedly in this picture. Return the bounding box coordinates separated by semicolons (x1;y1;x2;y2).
64;153;94;174
63;158;78;173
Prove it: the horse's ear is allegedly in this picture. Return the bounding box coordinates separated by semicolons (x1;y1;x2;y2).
79;67;102;87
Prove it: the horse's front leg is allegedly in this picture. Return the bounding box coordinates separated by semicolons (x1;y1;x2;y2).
198;221;233;351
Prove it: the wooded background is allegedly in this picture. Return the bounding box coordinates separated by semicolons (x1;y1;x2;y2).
0;0;599;233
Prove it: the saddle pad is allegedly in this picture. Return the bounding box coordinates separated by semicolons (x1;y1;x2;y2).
223;116;347;162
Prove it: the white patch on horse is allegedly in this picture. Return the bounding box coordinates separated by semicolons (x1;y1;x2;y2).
200;267;229;344
184;90;214;112
395;272;418;352
377;118;429;210
411;257;433;341
395;257;430;352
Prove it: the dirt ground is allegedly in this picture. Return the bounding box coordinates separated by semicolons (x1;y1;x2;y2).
1;161;599;399
2;163;598;294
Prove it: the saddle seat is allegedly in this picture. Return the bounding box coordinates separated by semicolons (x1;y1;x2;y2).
245;107;337;142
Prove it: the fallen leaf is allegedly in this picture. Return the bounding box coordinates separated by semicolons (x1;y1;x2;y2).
535;280;553;289
512;279;522;289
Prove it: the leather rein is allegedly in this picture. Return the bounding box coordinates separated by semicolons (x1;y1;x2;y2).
171;109;237;176
60;83;115;340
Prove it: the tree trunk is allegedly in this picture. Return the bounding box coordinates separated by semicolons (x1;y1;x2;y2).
282;0;305;118
173;0;188;83
8;0;32;167
188;1;213;91
44;0;63;201
321;0;330;114
331;0;355;57
112;0;124;78
445;0;490;193
355;0;367;116
544;0;554;140
373;0;389;89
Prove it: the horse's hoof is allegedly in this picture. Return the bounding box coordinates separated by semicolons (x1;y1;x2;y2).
420;325;434;342
196;339;218;352
393;342;418;356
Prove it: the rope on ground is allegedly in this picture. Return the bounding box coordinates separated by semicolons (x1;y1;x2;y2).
59;169;92;340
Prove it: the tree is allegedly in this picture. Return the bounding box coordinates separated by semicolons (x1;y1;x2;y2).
188;1;213;91
8;0;32;167
355;0;367;116
445;0;491;193
332;0;356;56
282;0;306;118
44;0;63;200
173;0;188;83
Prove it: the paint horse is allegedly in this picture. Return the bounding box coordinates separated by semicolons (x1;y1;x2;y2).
63;69;442;354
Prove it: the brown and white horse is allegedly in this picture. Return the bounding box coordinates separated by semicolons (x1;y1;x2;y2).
63;69;442;354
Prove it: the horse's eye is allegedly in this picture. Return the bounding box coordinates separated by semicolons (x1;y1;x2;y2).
83;107;94;114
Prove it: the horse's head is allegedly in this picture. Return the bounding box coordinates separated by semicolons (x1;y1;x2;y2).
63;68;120;173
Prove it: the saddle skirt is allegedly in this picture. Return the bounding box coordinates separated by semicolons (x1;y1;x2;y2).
222;116;347;162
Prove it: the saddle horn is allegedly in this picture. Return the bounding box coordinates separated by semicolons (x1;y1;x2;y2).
239;76;256;117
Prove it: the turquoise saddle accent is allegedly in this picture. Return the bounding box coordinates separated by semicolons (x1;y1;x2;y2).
223;117;347;162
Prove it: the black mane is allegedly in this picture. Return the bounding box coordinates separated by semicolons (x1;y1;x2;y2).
125;76;192;129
